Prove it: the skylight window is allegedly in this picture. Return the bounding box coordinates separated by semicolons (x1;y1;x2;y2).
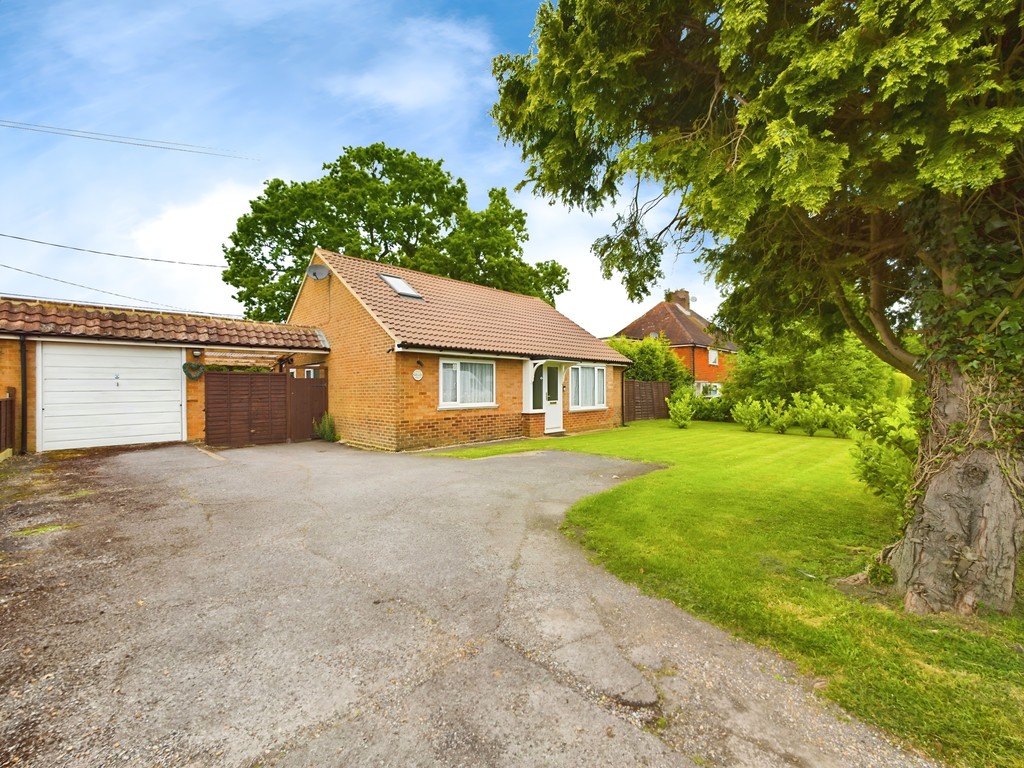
379;273;422;299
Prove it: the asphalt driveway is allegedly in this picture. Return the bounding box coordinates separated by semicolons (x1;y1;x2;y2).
1;442;937;767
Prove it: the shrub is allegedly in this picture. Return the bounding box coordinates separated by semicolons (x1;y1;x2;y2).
790;391;829;436
692;394;731;422
731;397;766;432
667;388;697;428
762;398;791;434
851;398;920;516
314;412;337;442
827;404;857;439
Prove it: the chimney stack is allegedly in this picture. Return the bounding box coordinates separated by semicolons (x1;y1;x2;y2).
670;289;691;310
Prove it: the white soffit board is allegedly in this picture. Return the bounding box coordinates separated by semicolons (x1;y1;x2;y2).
39;342;185;451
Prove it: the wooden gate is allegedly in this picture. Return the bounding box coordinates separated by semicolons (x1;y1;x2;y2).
205;372;288;448
205;372;329;448
288;376;328;442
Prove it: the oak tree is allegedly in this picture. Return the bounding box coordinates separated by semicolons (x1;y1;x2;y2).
222;143;568;321
494;0;1024;614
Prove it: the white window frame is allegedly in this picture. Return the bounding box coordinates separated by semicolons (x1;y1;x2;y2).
699;382;722;399
439;358;497;409
569;364;607;411
708;349;720;366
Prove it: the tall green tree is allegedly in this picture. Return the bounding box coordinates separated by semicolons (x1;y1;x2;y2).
494;1;1024;614
222;143;569;321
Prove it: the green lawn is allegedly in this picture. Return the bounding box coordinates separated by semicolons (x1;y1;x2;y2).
445;420;1024;768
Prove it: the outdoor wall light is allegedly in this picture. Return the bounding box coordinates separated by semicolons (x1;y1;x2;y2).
192;349;202;358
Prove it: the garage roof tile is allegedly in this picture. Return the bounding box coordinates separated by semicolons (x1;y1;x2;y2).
0;297;329;351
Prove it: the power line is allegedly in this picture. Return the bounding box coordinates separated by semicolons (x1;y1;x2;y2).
0;261;193;312
0;119;255;160
0;119;228;151
0;232;225;268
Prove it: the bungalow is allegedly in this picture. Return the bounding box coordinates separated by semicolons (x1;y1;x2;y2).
287;248;630;451
0;298;328;453
614;289;737;397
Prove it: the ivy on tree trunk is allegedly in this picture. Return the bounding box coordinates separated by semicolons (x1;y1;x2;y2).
889;363;1024;614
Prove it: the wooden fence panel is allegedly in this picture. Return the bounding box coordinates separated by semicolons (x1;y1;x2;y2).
623;380;671;423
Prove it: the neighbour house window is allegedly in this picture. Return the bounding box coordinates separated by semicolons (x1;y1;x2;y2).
440;359;496;408
569;365;606;410
708;349;719;366
701;382;722;399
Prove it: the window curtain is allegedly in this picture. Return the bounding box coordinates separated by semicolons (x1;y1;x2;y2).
441;362;458;403
579;366;596;407
459;361;493;404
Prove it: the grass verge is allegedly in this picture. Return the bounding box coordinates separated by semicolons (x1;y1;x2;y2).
444;420;1024;768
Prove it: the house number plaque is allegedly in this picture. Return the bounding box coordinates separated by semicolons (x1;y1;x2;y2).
412;369;423;381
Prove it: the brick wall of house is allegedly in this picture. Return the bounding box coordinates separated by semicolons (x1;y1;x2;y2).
185;350;206;441
672;346;735;384
289;273;399;450
394;354;529;451
0;338;36;453
522;411;546;438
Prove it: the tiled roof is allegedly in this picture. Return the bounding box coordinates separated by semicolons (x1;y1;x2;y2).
615;301;738;352
313;249;630;364
0;297;329;351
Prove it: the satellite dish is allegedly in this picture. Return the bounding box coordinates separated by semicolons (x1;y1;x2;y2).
306;264;329;281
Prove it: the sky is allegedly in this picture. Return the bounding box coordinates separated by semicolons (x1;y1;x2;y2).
0;0;724;338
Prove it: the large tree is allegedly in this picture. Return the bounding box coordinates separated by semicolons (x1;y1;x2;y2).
494;0;1024;614
222;143;568;321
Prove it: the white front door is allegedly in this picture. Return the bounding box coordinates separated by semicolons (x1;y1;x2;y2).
543;364;563;433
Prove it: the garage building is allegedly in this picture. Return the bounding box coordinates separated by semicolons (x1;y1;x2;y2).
0;297;329;453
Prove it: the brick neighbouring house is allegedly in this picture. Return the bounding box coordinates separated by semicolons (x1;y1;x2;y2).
0;298;328;453
613;289;737;397
286;248;631;451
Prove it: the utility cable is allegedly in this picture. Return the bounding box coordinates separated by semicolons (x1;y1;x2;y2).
0;232;225;268
0;119;254;159
0;261;194;312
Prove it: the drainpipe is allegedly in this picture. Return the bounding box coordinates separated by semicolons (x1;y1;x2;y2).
19;334;28;454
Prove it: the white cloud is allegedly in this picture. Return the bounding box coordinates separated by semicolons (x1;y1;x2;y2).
324;17;494;112
125;181;262;315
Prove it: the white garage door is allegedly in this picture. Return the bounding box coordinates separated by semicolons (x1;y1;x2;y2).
39;342;186;451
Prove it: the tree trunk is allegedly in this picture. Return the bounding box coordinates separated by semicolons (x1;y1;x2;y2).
887;360;1024;614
